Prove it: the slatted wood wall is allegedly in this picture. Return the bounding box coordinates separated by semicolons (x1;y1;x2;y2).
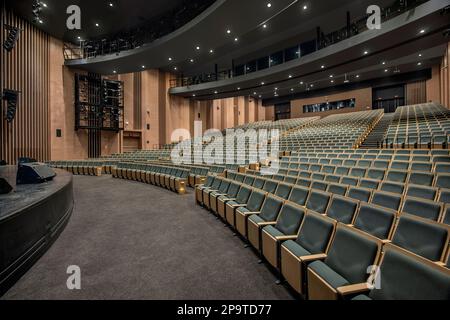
406;80;427;105
133;72;142;130
1;9;50;164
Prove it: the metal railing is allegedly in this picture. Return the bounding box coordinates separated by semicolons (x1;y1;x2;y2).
170;0;427;88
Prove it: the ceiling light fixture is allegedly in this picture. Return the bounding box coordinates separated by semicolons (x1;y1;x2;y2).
209;49;214;53
196;46;200;50
321;65;325;69
303;5;308;10
267;3;272;8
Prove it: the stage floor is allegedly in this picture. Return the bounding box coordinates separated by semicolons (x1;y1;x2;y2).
0;166;72;219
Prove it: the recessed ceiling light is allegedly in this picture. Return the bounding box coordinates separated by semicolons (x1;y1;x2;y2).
168;57;172;61
330;80;334;83
237;87;241;90
267;3;272;8
321;65;325;69
192;94;196;97
384;69;389;72
303;5;308;10
356;75;360;78
190;59;194;63
234;37;239;42
253;92;257;95
263;24;267;28
209;49;214;53
113;70;117;74
259;95;262;98
382;61;386;65
42;2;48;7
95;23;99;27
141;65;145;69
364;50;369;55
419;29;425;34
288;75;293;78
38;19;43;24
226;29;231;34
174;67;178;70
274;87;278;90
196;46;200;50
329;75;333;78
261;82;265;85
109;2;113;7
290;88;294;91
310;84;314;87
418;53;422;57
417;62;422;66
214;91;218;94
299;81;304;85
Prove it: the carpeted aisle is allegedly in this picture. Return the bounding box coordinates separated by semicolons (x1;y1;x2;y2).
2;175;294;300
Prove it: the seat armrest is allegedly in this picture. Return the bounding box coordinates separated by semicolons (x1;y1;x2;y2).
381;239;392;245
222;198;237;201
337;283;371;296
275;235;298;241
346;224;354;227
435;261;446;267
230;204;247;208
299;253;327;262
242;211;261;215
257;221;277;227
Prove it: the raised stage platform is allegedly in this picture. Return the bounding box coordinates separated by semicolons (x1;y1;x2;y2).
0;166;74;296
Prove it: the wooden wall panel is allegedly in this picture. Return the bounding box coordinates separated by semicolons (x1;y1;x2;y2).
1;9;50;164
406;81;427;105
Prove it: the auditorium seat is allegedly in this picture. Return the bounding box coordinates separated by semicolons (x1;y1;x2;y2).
211;181;239;215
306;224;382;300
325;195;359;224
235;194;283;239
261;202;306;269
288;186;310;206
352;203;396;240
380;181;404;195
408;172;434;187
371;191;402;211
405;185;437;201
351;244;450;300
391;214;449;262
247;196;286;251
281;212;336;294
226;188;265;227
327;183;348;196
201;177;223;207
347;187;371;203
218;184;251;220
435;174;450;189
305;190;331;214
401;197;443;221
275;183;293;199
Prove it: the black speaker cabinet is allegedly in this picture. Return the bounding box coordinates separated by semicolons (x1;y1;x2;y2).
16;163;56;185
0;178;13;194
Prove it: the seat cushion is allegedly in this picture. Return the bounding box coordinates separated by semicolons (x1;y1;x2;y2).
249;214;265;224
309;260;350;289
282;240;312;257
263;225;285;238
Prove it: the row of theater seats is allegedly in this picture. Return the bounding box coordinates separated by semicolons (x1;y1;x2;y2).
195;174;450;300
47;160;116;176
277;110;383;150
385;103;450;149
231;171;449;223
112;162;191;194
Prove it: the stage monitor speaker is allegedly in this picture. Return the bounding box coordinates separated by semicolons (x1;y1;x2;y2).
16;163;56;185
0;178;13;194
0;160;6;166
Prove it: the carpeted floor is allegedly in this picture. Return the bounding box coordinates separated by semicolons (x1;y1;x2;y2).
2;175;294;300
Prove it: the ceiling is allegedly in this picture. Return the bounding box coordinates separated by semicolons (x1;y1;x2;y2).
5;0;189;42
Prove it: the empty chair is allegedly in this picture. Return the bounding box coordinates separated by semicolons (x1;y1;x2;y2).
205;179;230;210
391;214;449;262
351;244;450;300
247;196;285;251
408;172;434;187
341;177;359;186
262;203;306;269
367;169;385;181
305;190;331;214
435;174;450;189
359;179;379;190
307;225;382;300
296;178;311;188
325;175;341;183
281;212;336;294
212;182;240;215
327;183;348;196
311;181;328;191
275;183;292;199
350;168;366;178
236;194;283;239
371;191;402;211
410;162;432;172
347;187;371;203
335;167;350;176
406;185;437;201
226;188;265;227
438;187;450;205
435;163;450;173
260;179;277;193
326;195;359;224
402;197;443;221
202;178;223;207
380;182;404;195
195;176;215;204
218;185;251;220
442;205;450;225
373;160;389;169
252;177;266;189
353;203;396;240
288;186;310;207
390;161;410;171
386;170;408;183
